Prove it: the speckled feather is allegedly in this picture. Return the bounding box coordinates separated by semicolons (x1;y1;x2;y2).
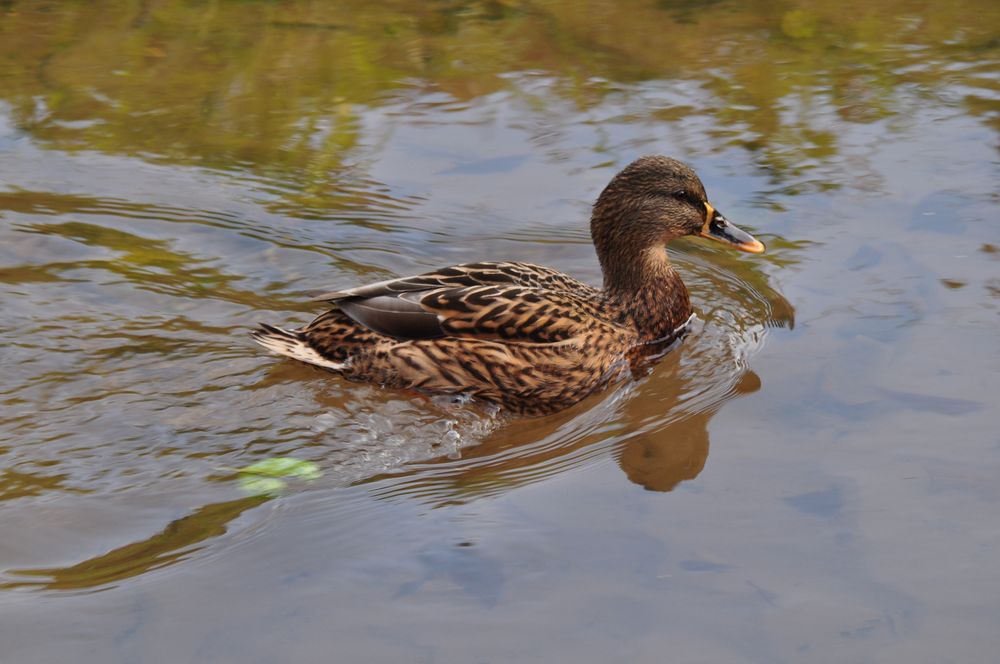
252;156;760;415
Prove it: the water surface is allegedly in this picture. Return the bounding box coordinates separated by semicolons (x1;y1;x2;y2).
1;1;999;662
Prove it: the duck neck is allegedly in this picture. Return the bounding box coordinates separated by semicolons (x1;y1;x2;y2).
602;245;691;341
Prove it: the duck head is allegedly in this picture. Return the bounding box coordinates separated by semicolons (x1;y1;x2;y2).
591;155;764;292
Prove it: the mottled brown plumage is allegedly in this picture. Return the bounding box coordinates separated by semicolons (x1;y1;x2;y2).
252;155;765;415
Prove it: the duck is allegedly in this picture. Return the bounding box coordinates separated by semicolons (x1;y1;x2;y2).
251;155;764;416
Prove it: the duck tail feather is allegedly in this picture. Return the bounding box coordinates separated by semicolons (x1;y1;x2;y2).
250;323;346;371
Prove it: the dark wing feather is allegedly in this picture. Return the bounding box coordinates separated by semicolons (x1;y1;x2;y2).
309;262;610;344
338;295;445;340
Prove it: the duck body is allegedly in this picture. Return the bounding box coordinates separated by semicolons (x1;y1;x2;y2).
253;260;691;415
252;156;764;416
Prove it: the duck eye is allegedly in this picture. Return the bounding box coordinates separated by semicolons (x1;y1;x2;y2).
653;190;704;214
672;191;703;211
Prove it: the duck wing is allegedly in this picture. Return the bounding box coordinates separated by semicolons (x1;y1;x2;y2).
308;261;593;302
308;262;608;344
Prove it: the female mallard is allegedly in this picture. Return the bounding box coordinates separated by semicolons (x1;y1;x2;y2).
252;156;764;415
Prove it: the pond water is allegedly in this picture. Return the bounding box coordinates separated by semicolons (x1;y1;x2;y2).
1;1;998;661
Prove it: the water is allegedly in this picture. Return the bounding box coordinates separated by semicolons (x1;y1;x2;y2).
1;1;998;661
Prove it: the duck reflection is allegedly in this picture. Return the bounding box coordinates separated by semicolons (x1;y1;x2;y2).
362;254;792;501
618;369;761;491
366;344;764;503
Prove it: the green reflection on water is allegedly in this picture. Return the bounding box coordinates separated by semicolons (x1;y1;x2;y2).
1;0;997;195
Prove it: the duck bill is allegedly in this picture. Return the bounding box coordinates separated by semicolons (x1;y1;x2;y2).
699;203;765;254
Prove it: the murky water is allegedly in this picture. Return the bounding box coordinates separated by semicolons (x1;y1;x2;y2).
1;1;998;661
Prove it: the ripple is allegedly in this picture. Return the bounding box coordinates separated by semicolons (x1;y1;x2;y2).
351;254;788;505
0;232;790;592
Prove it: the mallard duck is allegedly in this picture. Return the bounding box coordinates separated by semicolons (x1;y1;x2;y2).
252;155;764;415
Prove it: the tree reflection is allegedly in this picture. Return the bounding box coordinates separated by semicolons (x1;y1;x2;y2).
0;0;996;203
1;496;265;591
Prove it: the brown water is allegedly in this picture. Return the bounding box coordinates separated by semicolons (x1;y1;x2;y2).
1;1;998;661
